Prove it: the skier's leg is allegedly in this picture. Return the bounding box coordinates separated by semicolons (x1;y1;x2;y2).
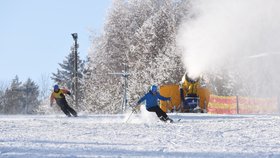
58;103;71;117
147;107;161;117
148;106;168;121
154;106;168;118
154;106;173;122
65;102;77;117
68;107;77;117
57;100;71;117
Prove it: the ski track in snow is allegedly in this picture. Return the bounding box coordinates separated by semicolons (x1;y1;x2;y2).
0;113;279;158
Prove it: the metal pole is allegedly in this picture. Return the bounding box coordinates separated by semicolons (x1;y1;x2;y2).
124;64;128;111
203;99;207;113
25;89;28;114
74;39;78;108
236;95;239;114
109;63;130;113
72;33;78;108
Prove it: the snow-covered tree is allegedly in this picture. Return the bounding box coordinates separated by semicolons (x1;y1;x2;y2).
83;0;133;113
3;76;24;114
51;46;87;110
0;81;8;113
2;76;40;114
83;0;190;113
51;47;85;89
22;78;40;114
128;0;186;103
206;70;238;96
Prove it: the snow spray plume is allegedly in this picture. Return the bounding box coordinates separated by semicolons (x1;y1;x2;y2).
123;105;158;123
177;0;280;113
177;0;280;100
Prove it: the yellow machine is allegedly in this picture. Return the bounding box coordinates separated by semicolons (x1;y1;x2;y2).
159;84;181;113
159;73;210;113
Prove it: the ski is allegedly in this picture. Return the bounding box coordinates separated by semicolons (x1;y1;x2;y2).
165;118;181;123
171;118;181;123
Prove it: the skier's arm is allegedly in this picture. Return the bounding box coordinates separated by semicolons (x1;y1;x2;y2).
157;93;171;101
50;93;55;106
62;89;71;95
136;95;147;105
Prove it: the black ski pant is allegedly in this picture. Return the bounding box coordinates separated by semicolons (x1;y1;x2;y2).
147;106;168;119
56;99;77;117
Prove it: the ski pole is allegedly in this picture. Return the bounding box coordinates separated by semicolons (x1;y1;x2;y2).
169;100;178;114
125;108;136;123
165;100;171;112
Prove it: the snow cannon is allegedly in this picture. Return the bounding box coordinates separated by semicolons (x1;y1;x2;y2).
159;84;181;113
159;73;210;113
180;73;210;113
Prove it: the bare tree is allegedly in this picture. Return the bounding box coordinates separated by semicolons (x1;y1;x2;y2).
38;73;51;101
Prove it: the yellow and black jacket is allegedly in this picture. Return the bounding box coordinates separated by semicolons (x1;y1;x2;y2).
50;89;71;105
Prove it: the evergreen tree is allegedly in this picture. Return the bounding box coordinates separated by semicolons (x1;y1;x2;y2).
206;70;238;96
3;76;24;114
22;78;40;114
3;76;40;114
0;90;4;113
52;47;84;89
51;46;86;110
0;82;7;113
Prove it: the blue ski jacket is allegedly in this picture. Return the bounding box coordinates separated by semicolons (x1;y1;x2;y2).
137;91;170;109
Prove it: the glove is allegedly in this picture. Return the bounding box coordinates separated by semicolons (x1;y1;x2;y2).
130;103;138;111
134;103;139;107
70;95;74;100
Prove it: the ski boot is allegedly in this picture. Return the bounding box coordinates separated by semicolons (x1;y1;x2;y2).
159;116;167;122
166;117;174;123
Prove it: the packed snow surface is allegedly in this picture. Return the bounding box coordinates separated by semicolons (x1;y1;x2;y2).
0;113;280;158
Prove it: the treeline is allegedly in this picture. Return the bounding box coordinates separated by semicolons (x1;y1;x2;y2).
0;0;239;114
1;0;192;114
0;76;40;114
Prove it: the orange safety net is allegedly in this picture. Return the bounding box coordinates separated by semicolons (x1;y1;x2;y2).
208;95;279;114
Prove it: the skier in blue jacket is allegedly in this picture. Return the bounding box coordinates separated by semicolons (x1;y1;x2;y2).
136;85;173;122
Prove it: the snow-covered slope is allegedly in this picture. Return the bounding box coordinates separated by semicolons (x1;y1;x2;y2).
0;112;279;158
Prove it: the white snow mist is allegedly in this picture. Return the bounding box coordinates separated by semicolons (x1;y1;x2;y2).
177;0;280;98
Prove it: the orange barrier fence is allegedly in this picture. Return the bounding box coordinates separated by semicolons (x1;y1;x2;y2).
208;95;237;114
238;96;278;114
208;95;279;114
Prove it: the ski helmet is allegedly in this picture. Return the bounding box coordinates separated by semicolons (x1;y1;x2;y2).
150;85;157;93
54;85;59;91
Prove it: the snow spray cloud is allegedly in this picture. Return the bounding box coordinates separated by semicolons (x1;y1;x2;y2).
177;0;280;98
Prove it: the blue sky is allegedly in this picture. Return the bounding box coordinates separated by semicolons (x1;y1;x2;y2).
0;0;111;84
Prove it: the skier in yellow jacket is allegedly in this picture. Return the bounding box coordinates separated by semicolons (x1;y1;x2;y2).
50;85;77;117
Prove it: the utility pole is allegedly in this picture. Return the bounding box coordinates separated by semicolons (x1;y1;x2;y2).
109;64;130;112
71;33;78;108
